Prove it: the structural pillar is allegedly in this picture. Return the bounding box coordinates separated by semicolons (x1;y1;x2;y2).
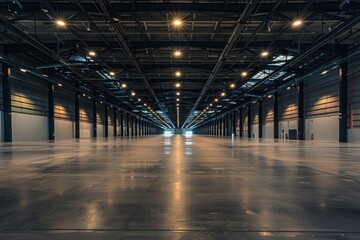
113;108;117;137
248;105;252;138
48;82;55;140
104;105;108;137
2;64;12;142
126;113;130;136
274;92;279;139
298;82;305;140
120;111;124;137
232;112;236;136
239;109;243;137
339;46;348;142
92;100;97;138
258;100;263;139
75;92;80;139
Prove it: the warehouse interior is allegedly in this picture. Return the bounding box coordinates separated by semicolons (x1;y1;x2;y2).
1;0;360;239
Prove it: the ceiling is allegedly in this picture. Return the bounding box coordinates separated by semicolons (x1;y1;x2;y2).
1;0;360;129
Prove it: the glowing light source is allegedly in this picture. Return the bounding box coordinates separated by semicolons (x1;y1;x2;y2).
175;82;181;88
176;98;180;101
175;71;182;77
230;83;235;88
172;19;183;27
221;92;226;97
121;83;127;88
173;50;182;57
138;98;141;102
321;70;329;75
241;71;248;77
56;19;66;27
261;51;269;57
88;50;96;57
215;98;218;102
58;83;63;87
131;92;136;96
109;71;115;76
176;92;180;96
292;19;303;27
20;68;27;73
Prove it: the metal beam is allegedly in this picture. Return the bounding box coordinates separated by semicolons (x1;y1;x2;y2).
183;0;259;128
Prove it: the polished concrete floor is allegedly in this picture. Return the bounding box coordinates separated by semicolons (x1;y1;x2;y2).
0;135;360;239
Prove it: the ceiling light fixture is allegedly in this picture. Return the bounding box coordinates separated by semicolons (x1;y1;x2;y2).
221;92;226;97
56;19;66;27
176;92;180;96
121;83;127;88
261;51;269;57
175;82;181;88
175;71;182;77
215;98;218;102
131;92;136;96
292;19;303;27
172;18;183;27
230;83;235;88
20;68;27;73
173;50;182;57
88;50;96;57
58;83;62;87
109;71;115;76
241;71;248;77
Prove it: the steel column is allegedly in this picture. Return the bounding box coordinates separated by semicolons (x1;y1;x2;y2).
120;111;124;137
75;92;80;139
232;112;237;136
104;105;108;137
126;113;130;136
258;100;263;139
48;82;55;140
274;93;279;139
248;106;252;138
239;109;243;137
113;108;117;137
298;82;305;140
339;46;348;142
92;100;97;138
2;63;12;142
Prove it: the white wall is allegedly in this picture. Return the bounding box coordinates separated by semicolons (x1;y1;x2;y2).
349;128;360;143
305;116;339;142
97;124;104;137
252;124;259;138
264;122;274;139
109;126;114;137
80;122;92;138
12;112;48;141
55;119;74;140
279;120;298;140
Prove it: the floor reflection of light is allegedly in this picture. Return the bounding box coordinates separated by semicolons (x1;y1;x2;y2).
86;203;100;229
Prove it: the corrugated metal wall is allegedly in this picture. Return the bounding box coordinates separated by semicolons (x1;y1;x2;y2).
80;97;92;123
11;71;48;116
278;88;298;121
263;97;274;124
54;87;75;121
251;102;259;125
348;53;360;128
304;68;339;119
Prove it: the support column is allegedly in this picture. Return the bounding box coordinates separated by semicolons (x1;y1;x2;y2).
120;111;124;137
239;109;243;137
135;118;138;136
274;93;279;139
248;105;252;138
232;112;236;136
126;113;129;136
298;82;305;140
259;100;263;139
104;105;108;137
222;116;226;136
48;82;55;140
113;108;117;137
92;100;97;138
2;64;12;142
339;46;348;142
75;92;80;139
131;116;134;136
